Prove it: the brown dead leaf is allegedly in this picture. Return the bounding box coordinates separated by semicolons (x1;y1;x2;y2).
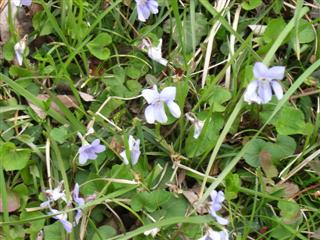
277;182;300;199
260;150;278;178
27;94;78;119
0;0;32;43
0;190;20;212
0;1;17;42
182;184;208;214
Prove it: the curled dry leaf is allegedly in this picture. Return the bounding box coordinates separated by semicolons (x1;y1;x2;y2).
79;91;95;102
182;184;208;214
27;94;78;119
248;24;267;36
277;182;299;199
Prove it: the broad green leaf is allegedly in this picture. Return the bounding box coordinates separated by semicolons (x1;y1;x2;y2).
241;0;262;10
263;17;286;43
290;19;315;44
225;173;241;200
87;33;112;60
162;196;188;218
92;225;116;240
207;86;232;112
44;222;65;240
278;200;302;224
243;139;266;167
131;190;172;212
50;126;68;144
274;107;307;135
0;142;31;171
263;135;296;164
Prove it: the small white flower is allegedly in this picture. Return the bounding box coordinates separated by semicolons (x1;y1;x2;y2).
185;113;205;139
14;35;27;66
142;85;181;124
244;62;285;104
198;228;229;240
144;227;160;237
142;38;168;66
40;182;67;208
120;135;141;165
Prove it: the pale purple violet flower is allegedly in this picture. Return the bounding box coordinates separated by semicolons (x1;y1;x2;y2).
78;139;106;165
244;62;285;104
120;135;141;165
198;228;229;240
209;190;229;225
50;209;73;233
40;182;67;208
135;0;158;22
185;113;205;139
142;85;181;124
12;0;32;7
142;38;168;66
72;183;85;225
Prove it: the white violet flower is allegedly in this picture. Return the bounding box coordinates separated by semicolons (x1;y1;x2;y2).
142;38;168;66
144;227;160;237
185;113;205;139
142;85;181;124
120;135;141;165
244;62;285;104
14;35;27;66
198;228;229;240
40;182;67;208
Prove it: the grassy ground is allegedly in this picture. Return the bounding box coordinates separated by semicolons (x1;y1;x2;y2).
0;0;320;239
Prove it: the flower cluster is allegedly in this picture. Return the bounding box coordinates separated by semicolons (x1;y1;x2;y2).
41;182;86;233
